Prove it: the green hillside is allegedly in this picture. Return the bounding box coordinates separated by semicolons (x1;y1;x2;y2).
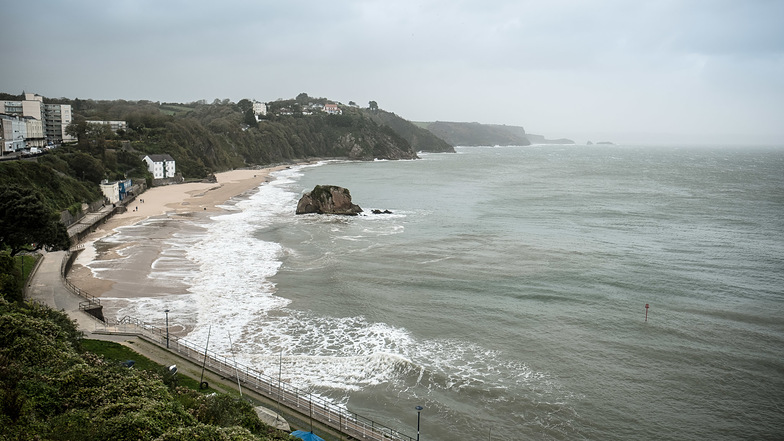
362;109;454;153
63;95;434;180
1;94;456;214
0;299;296;441
0;161;101;213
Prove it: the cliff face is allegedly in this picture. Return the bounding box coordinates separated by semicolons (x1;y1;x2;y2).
362;109;455;153
420;121;575;146
525;134;576;144
421;121;532;146
296;185;363;215
336;129;419;161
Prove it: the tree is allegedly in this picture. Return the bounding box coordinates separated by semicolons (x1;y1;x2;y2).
243;109;258;127
65;152;106;184
236;98;253;113
0;186;70;256
66;116;88;144
0;251;23;302
369;100;378;111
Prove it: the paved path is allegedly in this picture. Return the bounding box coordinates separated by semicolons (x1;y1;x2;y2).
67;204;118;241
26;251;100;334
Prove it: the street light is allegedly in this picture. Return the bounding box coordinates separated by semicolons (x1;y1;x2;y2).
164;309;170;348
415;405;423;441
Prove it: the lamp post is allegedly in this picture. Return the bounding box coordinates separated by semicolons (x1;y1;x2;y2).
415;405;423;441
164;309;170;348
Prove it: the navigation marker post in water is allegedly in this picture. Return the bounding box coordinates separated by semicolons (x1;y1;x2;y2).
645;304;649;322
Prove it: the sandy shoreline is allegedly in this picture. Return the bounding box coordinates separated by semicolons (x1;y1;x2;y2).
68;165;295;302
98;167;288;234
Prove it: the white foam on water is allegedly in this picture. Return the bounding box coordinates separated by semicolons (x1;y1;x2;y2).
157;164;560;401
80;162;560;414
183;166;312;348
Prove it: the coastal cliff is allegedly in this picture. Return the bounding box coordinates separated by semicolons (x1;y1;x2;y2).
362;109;455;153
417;121;574;146
419;121;531;146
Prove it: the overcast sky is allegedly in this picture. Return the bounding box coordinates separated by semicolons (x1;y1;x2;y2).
2;0;783;145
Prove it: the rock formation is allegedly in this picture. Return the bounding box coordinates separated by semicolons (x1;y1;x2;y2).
296;185;363;215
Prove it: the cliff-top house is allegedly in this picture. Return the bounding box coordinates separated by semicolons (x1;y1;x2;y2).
323;103;342;115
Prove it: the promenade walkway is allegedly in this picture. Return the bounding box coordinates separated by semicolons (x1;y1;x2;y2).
66;203;118;242
26;250;97;334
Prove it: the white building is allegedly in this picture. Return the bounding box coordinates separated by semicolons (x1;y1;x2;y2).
142;154;176;179
99;180;120;204
323;103;342;115
0;114;27;153
24;116;45;148
0;93;74;144
253;101;267;117
86;120;128;133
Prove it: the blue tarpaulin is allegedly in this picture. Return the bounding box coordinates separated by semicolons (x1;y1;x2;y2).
290;430;325;441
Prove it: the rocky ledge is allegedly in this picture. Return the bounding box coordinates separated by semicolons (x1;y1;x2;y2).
296;185;363;215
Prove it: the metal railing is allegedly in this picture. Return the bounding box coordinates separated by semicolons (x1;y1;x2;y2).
98;316;415;441
60;250;103;319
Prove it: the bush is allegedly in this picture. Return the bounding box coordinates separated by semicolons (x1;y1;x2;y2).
0;300;291;440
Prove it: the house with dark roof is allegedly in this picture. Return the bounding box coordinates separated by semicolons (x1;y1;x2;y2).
142;154;176;179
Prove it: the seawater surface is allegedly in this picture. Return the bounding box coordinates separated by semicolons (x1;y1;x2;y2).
86;145;784;440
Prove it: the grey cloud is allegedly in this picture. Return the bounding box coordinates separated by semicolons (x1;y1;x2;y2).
1;0;782;144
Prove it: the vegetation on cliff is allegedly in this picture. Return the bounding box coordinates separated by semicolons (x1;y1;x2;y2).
0;186;71;257
59;94;445;180
0;298;296;441
361;109;454;153
0;162;100;213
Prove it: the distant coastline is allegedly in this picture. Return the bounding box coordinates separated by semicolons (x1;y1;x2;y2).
415;120;574;146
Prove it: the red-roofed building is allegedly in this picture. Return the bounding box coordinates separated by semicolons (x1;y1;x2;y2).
323;103;342;115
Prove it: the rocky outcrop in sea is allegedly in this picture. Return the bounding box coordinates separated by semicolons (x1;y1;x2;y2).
295;185;363;215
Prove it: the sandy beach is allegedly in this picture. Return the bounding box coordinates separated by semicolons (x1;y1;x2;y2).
100;167;288;233
67;165;293;305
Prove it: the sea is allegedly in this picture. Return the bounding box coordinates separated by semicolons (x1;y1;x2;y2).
83;144;784;440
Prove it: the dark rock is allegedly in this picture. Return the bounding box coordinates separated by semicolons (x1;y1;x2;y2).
371;209;393;214
296;185;363;215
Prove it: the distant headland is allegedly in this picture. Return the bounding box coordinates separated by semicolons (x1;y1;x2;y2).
415;121;574;146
